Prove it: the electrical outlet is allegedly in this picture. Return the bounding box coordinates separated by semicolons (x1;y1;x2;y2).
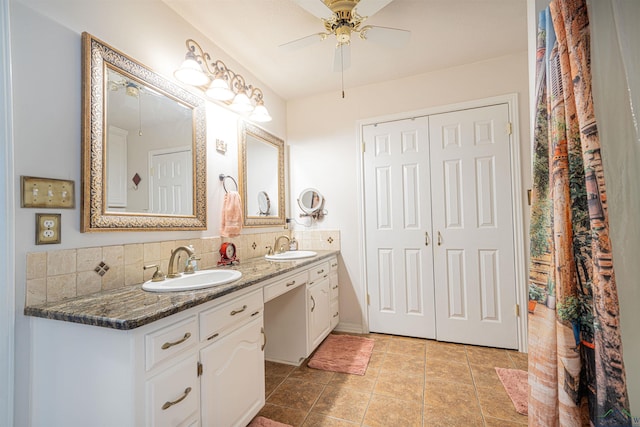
36;213;61;245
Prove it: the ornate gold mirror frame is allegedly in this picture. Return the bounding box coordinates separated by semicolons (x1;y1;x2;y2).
81;32;207;231
239;121;286;227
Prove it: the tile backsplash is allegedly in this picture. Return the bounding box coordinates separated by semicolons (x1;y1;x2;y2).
25;229;340;307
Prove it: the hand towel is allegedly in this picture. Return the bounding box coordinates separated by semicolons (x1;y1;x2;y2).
220;191;243;237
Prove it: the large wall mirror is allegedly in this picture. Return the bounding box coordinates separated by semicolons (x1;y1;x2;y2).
239;121;285;227
81;32;207;231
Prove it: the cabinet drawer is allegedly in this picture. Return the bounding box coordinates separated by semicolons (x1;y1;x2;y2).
309;261;330;285
329;257;339;272
331;299;340;329
146;353;199;427
200;289;263;342
264;271;309;302
146;316;198;372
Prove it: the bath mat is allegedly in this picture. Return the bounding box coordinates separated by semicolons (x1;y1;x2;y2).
247;416;292;427
308;334;375;375
495;367;528;415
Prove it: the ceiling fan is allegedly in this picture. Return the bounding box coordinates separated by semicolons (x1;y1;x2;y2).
282;0;410;95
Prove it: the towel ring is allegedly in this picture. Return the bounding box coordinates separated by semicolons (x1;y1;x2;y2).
219;174;238;193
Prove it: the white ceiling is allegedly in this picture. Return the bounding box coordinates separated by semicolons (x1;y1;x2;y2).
163;0;528;101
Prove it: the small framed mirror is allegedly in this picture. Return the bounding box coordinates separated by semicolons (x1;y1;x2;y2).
257;191;271;215
298;188;326;219
239;121;285;227
81;32;207;231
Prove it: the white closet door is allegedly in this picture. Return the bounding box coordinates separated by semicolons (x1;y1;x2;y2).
363;117;436;339
149;148;193;215
429;104;517;349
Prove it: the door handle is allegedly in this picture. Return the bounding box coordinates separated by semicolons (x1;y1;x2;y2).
425;231;430;246
310;295;316;312
437;231;443;246
261;327;267;351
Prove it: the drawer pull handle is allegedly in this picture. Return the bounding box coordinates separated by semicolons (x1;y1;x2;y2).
161;332;191;350
310;295;316;312
317;269;325;274
331;263;338;268
251;310;261;317
332;285;338;290
230;305;247;316
333;312;339;318
261;327;267;351
206;332;219;341
286;280;296;287
162;387;192;410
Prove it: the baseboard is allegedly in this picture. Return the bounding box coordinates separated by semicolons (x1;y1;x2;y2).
334;321;364;334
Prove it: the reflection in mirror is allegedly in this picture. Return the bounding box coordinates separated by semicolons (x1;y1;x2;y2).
239;121;285;227
257;191;271;215
106;68;194;214
298;188;326;219
81;32;207;231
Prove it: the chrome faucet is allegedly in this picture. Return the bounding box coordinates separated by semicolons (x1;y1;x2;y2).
167;245;195;278
274;235;290;254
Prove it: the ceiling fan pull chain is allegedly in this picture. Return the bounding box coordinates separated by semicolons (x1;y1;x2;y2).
341;45;345;99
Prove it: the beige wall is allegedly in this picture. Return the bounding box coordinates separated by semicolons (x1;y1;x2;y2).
287;51;531;332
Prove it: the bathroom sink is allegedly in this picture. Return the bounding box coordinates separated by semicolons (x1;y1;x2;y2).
142;269;242;292
265;250;317;261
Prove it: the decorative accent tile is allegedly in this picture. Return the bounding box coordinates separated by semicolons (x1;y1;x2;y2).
252;241;257;250
94;262;110;276
327;237;334;244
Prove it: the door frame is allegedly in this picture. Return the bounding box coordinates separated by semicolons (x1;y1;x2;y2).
357;93;528;352
0;0;15;423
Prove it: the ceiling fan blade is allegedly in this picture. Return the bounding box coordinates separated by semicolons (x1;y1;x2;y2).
333;44;351;72
293;0;334;20
360;25;411;48
279;33;327;51
353;0;394;18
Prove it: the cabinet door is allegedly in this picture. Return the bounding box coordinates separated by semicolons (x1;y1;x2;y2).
200;316;265;427
146;353;200;427
307;278;331;353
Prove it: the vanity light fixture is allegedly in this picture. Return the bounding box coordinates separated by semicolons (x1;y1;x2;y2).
174;39;272;122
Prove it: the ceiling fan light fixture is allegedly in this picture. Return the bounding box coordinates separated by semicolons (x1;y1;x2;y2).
230;92;254;113
335;25;352;44
206;78;234;101
174;54;210;87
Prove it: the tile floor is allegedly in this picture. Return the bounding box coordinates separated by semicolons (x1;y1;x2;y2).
254;333;528;427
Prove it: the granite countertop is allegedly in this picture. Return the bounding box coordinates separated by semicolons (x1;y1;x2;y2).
24;250;339;330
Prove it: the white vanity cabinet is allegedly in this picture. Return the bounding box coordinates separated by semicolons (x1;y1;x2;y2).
29;288;264;427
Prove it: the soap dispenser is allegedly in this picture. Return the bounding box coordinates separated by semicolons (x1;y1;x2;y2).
289;237;298;251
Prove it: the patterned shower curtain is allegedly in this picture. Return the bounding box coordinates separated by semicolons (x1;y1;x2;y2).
527;0;631;426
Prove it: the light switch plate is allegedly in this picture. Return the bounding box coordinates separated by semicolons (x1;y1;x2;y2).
36;213;61;245
21;176;75;209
